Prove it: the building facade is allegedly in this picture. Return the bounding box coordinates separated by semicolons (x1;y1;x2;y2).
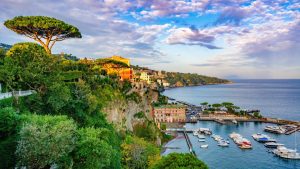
104;56;133;80
140;71;152;84
153;105;186;123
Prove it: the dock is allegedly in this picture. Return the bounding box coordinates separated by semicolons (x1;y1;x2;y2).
183;130;196;156
285;126;300;135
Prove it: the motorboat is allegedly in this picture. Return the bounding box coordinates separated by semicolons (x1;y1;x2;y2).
230;132;252;149
200;144;208;148
252;133;276;143
273;146;300;159
218;140;229;147
198;134;206;139
264;126;286;134
264;142;284;148
198;139;206;142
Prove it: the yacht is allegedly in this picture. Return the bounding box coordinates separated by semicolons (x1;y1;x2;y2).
264;142;284;148
273;146;300;159
252;133;276;143
264;126;286;134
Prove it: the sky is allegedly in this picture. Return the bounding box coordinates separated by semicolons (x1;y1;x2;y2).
1;0;300;79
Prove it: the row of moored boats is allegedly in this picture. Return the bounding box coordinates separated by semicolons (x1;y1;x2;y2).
192;128;300;159
252;133;300;159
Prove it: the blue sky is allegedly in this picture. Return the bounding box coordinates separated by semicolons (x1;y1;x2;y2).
1;0;300;79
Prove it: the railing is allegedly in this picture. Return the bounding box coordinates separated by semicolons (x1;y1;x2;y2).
0;90;35;100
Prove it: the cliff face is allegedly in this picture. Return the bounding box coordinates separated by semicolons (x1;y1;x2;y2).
103;88;159;131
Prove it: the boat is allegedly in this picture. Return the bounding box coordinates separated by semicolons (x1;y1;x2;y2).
218;140;229;147
264;126;286;134
264;142;284;148
198;139;206;142
252;133;276;143
273;146;300;159
200;144;208;148
232;120;238;124
198;134;206;139
273;132;300;159
229;132;252;149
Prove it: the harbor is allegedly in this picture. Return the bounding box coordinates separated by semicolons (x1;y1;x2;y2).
163;121;300;169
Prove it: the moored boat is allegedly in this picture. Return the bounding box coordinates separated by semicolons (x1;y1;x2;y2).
252;133;276;143
200;144;208;148
264;126;286;134
273;146;300;159
264;142;284;148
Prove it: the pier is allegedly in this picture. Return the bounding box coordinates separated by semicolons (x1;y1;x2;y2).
285;126;300;135
183;130;196;156
166;128;196;156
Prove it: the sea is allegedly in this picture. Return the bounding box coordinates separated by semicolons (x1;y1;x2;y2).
162;79;300;169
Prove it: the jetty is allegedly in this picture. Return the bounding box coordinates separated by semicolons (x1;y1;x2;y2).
285;126;300;135
183;130;196;156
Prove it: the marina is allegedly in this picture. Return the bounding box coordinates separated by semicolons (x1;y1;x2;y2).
163;121;300;169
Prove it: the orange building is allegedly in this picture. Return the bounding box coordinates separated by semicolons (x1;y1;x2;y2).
153;105;186;123
104;56;133;80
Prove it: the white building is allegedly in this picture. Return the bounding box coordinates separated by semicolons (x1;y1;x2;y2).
140;72;151;84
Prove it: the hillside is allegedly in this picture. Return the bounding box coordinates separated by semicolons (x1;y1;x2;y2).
131;65;231;88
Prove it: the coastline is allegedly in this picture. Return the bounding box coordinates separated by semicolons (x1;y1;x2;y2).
164;81;233;90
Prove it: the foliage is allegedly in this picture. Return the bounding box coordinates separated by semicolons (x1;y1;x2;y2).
121;135;160;169
133;120;158;141
200;102;208;106
164;72;230;86
151;153;209;169
4;16;82;54
0;107;20;138
0;134;18;169
0;42;59;93
73;127;120;169
134;111;145;119
126;92;142;103
16;115;77;169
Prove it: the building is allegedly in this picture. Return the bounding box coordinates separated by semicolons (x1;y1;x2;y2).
153;104;186;123
140;71;152;84
104;55;133;80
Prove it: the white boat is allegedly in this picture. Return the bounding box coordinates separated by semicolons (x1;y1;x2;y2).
200;144;208;148
264;142;284;148
264;126;286;134
218;140;229;147
198;139;206;142
273;146;300;159
252;133;276;143
229;132;252;149
198;134;206;139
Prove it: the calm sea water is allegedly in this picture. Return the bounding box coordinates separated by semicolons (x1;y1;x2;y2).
163;79;300;121
162;79;300;169
163;122;300;169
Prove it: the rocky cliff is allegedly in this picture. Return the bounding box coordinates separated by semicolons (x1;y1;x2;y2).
103;87;159;131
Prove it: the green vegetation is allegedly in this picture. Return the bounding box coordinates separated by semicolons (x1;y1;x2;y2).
164;72;230;87
4;16;82;54
0;15;209;169
151;153;208;169
121;135;160;169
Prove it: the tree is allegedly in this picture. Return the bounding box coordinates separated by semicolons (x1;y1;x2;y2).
200;102;208;106
4;16;81;54
16;115;77;169
121;135;160;169
151;153;208;169
0;48;6;64
0;107;20;138
73;127;119;169
1;42;60;94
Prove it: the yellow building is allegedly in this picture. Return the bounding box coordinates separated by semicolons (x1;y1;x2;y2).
140;71;151;84
104;55;133;80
